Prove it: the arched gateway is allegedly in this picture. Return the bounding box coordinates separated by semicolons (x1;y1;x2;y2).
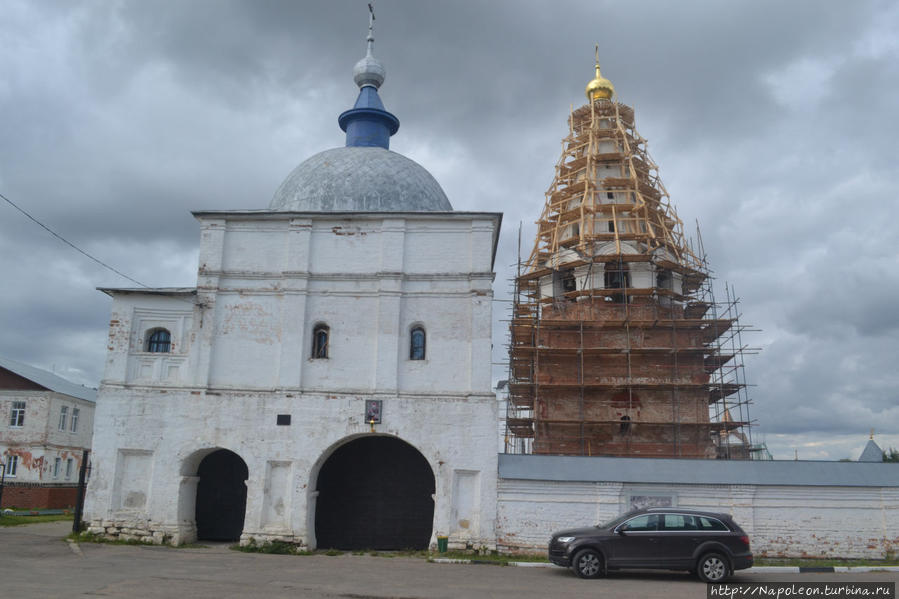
315;436;435;550
194;449;248;541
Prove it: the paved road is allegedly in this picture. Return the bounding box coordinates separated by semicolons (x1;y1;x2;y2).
2;522;896;598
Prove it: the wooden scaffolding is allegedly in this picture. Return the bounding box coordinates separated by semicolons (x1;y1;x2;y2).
505;84;756;459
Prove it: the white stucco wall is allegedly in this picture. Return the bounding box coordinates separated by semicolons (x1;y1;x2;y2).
86;389;497;547
85;210;501;549
496;455;899;559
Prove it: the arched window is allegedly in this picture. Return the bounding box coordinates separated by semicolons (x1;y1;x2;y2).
146;328;171;353
410;327;426;360
312;324;329;359
620;415;632;434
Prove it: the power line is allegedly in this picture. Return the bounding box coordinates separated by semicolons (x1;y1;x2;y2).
1;190;149;288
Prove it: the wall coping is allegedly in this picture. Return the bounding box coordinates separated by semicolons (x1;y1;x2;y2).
498;454;899;487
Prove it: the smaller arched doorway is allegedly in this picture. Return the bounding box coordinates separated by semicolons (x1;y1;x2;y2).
195;449;248;541
314;436;435;550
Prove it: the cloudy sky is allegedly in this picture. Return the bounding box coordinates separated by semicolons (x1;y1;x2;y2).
2;1;897;460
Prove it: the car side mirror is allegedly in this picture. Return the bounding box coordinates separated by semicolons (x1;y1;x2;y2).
616;527;627;536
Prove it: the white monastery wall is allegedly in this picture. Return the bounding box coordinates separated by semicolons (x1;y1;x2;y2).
496;455;899;559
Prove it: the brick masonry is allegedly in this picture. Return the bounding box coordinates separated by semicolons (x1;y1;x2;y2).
1;482;79;509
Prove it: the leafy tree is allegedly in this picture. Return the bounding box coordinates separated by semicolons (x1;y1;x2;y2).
883;447;899;463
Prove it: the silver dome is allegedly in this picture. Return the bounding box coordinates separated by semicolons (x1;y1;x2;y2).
353;53;385;89
269;146;453;212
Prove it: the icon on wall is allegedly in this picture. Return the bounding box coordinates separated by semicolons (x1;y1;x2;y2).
365;399;382;424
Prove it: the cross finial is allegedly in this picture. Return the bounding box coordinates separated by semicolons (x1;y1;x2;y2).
870;428;875;440
595;44;599;67
366;3;376;54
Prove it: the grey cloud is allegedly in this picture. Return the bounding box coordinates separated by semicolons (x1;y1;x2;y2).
2;0;897;459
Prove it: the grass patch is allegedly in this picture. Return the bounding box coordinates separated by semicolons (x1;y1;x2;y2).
68;531;157;546
0;513;73;527
433;550;548;564
755;557;899;568
365;550;429;558
231;540;314;555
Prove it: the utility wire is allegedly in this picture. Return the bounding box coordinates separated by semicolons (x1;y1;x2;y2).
1;190;150;288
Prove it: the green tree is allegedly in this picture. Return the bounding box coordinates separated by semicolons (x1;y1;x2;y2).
883;447;899;462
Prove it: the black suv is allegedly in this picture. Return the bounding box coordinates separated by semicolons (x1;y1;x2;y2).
548;508;753;581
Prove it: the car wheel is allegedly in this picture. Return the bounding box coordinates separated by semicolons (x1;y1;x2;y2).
572;548;604;579
697;553;729;582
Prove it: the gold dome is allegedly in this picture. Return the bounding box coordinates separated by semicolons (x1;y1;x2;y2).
585;48;614;101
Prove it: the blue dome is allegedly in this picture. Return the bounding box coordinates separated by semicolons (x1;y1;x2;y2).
269;146;452;212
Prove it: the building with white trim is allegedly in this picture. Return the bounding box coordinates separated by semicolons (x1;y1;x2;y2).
1;356;95;509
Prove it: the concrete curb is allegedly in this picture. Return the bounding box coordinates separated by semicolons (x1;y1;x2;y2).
753;566;899;573
432;559;899;573
833;566;899;573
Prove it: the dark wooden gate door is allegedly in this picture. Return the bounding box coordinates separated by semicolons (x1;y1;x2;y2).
315;436;435;550
195;449;248;541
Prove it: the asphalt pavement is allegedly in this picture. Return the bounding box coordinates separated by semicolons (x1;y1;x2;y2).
1;521;896;598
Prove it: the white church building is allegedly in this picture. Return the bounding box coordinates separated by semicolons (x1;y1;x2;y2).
84;24;501;549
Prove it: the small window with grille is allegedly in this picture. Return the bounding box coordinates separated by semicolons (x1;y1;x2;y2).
410;327;426;360
146;328;172;353
312;324;330;359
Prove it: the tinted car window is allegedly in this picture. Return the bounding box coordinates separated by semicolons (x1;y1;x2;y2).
622;514;659;531
697;516;728;531
662;514;698;530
